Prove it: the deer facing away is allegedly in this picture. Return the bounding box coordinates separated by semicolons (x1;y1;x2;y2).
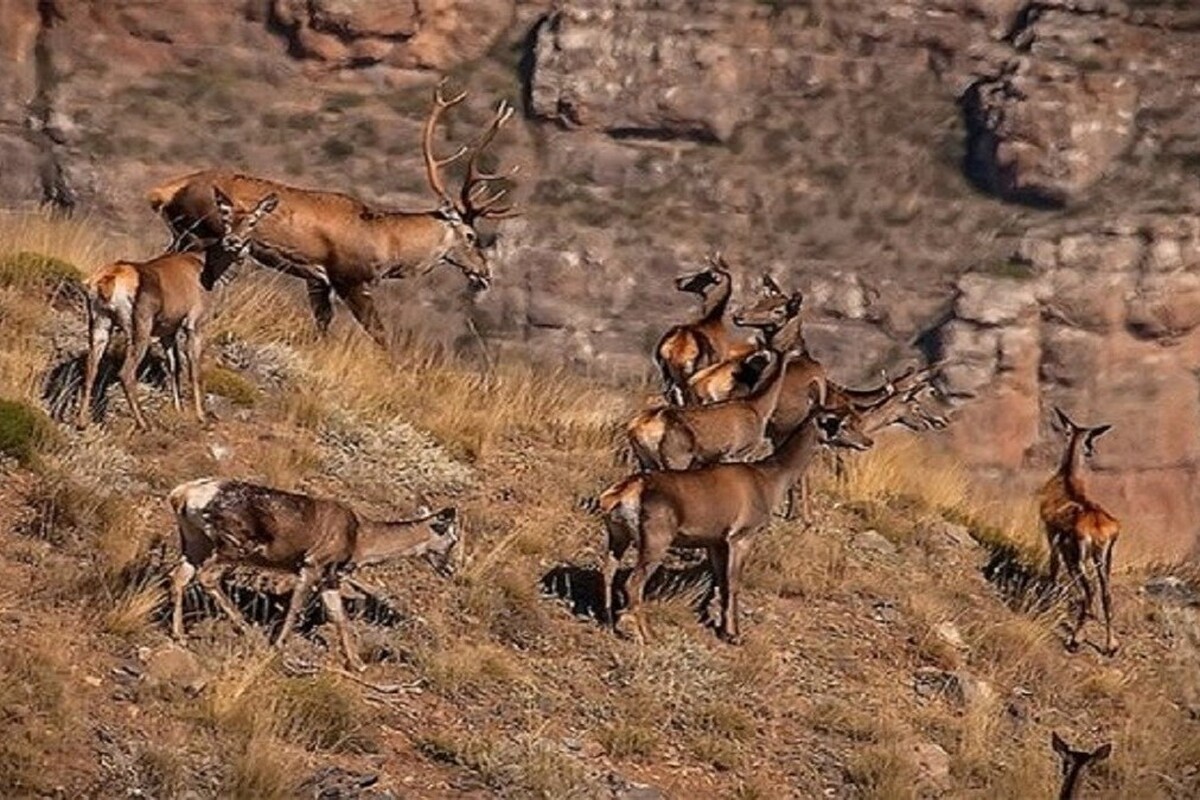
169;477;459;671
147;82;518;347
77;189;278;430
1038;407;1121;655
1052;731;1112;800
599;382;873;644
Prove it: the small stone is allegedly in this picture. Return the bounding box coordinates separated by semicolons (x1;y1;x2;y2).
933;621;967;651
931;519;973;548
143;644;208;696
872;600;900;624
854;530;897;556
1142;576;1200;607
208;443;231;461
562;736;583;751
911;741;951;783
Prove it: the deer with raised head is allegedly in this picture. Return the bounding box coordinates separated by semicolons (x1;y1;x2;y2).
77;189;279;430
628;287;803;471
1039;407;1121;655
168;477;459;671
654;254;751;405
1051;731;1112;799
600;382;873;644
147;81;518;347
687;274;800;405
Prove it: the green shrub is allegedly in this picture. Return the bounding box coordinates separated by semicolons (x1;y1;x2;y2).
0;252;82;291
204;366;258;407
0;399;57;465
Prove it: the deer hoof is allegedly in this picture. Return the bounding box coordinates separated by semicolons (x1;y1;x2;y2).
1064;638;1081;654
722;632;743;646
1103;641;1120;657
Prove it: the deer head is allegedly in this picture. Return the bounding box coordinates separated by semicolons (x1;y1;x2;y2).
208;188;280;288
815;407;875;452
422;81;519;293
1053;406;1113;460
732;277;803;333
674;253;731;296
415;506;460;577
1051;731;1111;800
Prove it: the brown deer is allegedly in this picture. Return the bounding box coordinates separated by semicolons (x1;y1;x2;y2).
168;477;459;671
655;254;749;405
600;382;873;644
1051;731;1112;799
1039;407;1121;655
687;274;801;405
628;289;803;470
147;82;518;347
77;189;279;430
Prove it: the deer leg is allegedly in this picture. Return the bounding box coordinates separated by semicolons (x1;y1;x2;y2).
339;282;389;349
77;311;112;429
161;333;182;412
195;557;248;634
1046;529;1061;586
707;543;729;632
602;519;632;629
118;319;154;430
622;516;670;644
170;558;197;640
1064;541;1092;652
306;279;335;336
723;534;752;644
1095;540;1118;655
276;564;319;649
319;583;364;672
183;321;206;423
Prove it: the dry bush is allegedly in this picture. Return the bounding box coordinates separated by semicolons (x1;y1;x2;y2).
226;732;304;800
0;645;70;794
831;433;969;516
417;728;589;797
104;582;167;639
745;521;847;598
0;209;123;277
421;642;528;701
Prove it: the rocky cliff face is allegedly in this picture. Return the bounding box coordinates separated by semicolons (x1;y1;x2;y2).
0;0;1197;558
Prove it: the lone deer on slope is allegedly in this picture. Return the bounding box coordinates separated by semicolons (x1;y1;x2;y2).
1038;407;1121;655
169;478;459;671
1051;731;1112;799
599;382;873;644
147;82;518;347
78;189;278;430
655;254;752;405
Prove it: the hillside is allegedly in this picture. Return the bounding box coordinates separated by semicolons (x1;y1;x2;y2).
1;213;1198;798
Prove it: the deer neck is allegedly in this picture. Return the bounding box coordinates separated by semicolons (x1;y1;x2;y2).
1058;433;1088;499
1058;764;1085;800
768;314;805;354
201;245;240;290
353;518;434;567
756;418;822;507
748;356;789;420
700;278;732;324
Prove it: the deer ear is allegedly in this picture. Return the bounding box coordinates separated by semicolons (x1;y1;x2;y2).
1051;732;1069;756
213;187;234;218
257;193;280;216
1053;407;1074;432
1089;424;1112;440
434;507;458;528
1091;743;1112;762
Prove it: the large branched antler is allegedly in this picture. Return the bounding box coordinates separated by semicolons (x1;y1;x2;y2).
422;80;469;211
460;99;520;222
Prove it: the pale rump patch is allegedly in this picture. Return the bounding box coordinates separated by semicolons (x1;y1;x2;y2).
169;477;225;517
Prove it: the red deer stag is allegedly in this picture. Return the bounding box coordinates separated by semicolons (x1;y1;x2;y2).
169;478;460;671
78;189;278;430
1051;731;1112;799
599;383;873;644
1039;407;1121;655
655;254;751;405
147;82;518;347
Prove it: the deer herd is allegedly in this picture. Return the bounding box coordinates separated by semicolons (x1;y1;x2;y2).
56;80;1123;790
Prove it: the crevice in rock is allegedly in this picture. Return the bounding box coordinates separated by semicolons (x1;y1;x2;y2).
29;0;74;213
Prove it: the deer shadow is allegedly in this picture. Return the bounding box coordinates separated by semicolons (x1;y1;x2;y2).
540;554;721;631
166;575;406;643
42;348;172;424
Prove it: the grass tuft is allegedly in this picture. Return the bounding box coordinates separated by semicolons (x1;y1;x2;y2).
0;398;58;466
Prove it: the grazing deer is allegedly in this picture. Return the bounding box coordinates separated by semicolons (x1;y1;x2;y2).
600;382;873;643
1051;731;1112;799
77;189;278;430
655;254;748;405
1039;407;1121;655
147;82;518;347
168;478;459;671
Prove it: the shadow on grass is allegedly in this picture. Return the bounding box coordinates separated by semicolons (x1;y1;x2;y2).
42;349;172;424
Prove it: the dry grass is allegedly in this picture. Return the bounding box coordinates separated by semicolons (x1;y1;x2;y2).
0;208;126;275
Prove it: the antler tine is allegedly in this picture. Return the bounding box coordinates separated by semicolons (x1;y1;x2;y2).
461;99;519;220
423;79;470;211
